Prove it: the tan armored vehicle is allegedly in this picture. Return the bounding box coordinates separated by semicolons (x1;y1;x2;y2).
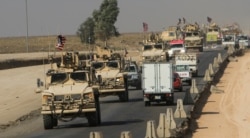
91;46;129;102
41;52;101;129
183;23;204;52
141;33;169;62
160;26;182;43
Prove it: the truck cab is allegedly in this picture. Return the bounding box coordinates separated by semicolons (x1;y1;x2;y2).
124;61;141;90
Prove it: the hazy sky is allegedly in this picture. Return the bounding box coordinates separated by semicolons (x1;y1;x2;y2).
0;0;249;37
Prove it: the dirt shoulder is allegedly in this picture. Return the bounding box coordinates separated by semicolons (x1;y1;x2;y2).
192;51;250;138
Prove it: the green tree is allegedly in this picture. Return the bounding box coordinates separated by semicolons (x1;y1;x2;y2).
77;17;95;44
77;0;120;44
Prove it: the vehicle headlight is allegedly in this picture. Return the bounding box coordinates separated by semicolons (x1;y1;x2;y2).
42;94;53;104
116;76;124;83
83;92;94;101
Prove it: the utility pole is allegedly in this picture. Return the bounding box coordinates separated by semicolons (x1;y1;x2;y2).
25;0;29;53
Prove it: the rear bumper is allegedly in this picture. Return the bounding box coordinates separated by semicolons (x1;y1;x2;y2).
143;92;174;102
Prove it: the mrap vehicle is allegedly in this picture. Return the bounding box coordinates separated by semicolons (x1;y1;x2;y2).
142;62;174;106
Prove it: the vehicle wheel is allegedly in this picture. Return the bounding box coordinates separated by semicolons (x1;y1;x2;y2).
199;47;203;52
119;76;129;102
87;94;101;126
179;86;183;92
95;94;101;125
136;82;142;90
43;114;53;129
192;71;198;77
53;117;58;127
145;101;151;106
119;90;129;102
86;112;99;126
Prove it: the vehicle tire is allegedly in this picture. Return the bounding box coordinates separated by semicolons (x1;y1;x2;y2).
119;76;129;102
43;114;53;129
192;71;198;77
145;101;151;106
119;90;129;102
188;80;192;86
179;86;183;92
136;82;142;90
52;117;58;127
95;94;101;125
199;47;203;52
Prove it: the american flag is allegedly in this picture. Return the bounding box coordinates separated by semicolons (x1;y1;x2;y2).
56;35;66;50
143;22;148;32
207;16;212;23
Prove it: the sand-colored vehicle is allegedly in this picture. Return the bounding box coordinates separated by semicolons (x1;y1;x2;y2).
91;46;129;102
141;33;169;62
160;26;183;44
40;52;101;129
183;23;204;52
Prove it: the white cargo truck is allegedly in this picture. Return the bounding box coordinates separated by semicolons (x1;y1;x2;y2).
142;62;174;106
174;53;199;77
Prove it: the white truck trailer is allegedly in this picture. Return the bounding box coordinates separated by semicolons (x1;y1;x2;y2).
142;62;174;106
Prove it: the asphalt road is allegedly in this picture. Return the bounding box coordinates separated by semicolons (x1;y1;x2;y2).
3;46;227;138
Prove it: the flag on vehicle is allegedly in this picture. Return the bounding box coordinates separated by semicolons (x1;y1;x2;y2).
207;16;212;23
143;22;148;32
56;35;66;50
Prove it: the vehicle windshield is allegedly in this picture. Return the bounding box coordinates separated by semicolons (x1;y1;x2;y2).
223;35;234;42
237;36;248;40
92;62;104;69
51;73;67;84
170;44;183;48
186;32;199;37
175;65;189;72
70;72;87;82
106;61;119;68
144;45;153;50
169;32;175;36
154;44;163;49
125;65;136;72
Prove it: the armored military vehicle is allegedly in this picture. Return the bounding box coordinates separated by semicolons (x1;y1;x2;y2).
160;26;183;44
141;33;169;62
205;23;222;45
41;52;101;129
91;46;129;102
183;23;204;52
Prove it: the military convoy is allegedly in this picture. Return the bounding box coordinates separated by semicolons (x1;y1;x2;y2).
41;52;101;129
